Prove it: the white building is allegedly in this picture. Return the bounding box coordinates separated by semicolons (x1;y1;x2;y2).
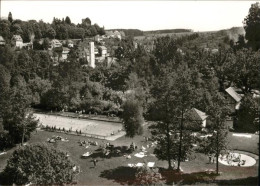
11;35;23;48
62;47;70;61
89;42;95;68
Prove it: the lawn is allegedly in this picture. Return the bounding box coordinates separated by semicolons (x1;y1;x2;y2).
0;121;258;185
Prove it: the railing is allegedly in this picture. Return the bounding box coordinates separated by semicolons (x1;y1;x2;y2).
40;125;124;140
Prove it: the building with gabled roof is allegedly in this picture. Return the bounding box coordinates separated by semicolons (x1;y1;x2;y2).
50;39;62;49
11;35;23;48
225;87;242;102
0;36;6;46
185;108;208;129
225;87;243;111
114;31;121;40
61;47;70;61
98;46;107;57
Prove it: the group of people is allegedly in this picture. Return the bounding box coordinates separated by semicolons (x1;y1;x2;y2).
79;139;98;147
130;142;138;152
208;154;217;164
47;135;68;143
219;151;246;166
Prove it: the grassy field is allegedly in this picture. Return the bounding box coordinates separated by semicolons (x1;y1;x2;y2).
0;122;258;185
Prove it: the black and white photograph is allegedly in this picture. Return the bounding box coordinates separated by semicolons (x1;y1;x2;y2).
0;1;259;185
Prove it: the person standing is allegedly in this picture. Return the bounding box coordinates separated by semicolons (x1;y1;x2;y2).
92;159;97;167
209;154;212;164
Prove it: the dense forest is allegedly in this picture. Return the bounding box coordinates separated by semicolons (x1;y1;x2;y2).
0;15;105;43
144;29;193;35
106;29;144;37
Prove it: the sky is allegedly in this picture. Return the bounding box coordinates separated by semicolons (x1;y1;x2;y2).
0;1;258;32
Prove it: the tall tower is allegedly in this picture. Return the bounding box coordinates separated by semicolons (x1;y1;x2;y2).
89;42;95;68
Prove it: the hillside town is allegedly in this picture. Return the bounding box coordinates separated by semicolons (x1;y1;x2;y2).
0;2;259;185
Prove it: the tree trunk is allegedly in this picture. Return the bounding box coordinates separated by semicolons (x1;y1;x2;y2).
166;122;172;169
216;128;219;175
165;97;172;170
21;125;25;146
177;109;184;171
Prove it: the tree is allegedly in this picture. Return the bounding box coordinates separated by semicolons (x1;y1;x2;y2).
2;82;38;145
10;23;23;35
149;64;198;170
46;26;56;39
65;16;71;24
42;38;50;50
153;36;178;65
0;20;11;40
200;92;230;175
243;2;260;51
209;47;235;92
134;166;162;185
8;12;13;23
82;17;91;27
121;97;144;138
28;76;52;106
232;49;260;93
236;94;259;132
2;143;77;185
168;65;199;171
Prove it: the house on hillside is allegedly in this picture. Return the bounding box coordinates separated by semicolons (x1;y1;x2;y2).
114;31;121;40
106;56;117;68
23;42;33;50
0;36;6;46
105;31;114;38
62;47;70;61
224;87;244;129
185;108;208;130
204;48;219;54
225;87;243;112
67;40;74;48
50;39;62;49
78;47;90;61
94;35;103;42
11;35;23;48
133;41;138;49
98;46;107;57
119;31;126;39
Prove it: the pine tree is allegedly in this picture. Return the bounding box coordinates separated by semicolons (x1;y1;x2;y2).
200;92;230;175
65;16;71;24
8;12;13;23
121;96;144;138
149;63;198;170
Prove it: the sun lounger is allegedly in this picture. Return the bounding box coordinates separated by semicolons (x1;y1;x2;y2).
49;139;55;143
82;152;91;157
0;152;7;156
136;163;144;167
147;162;155;167
134;152;147;158
128;163;135;167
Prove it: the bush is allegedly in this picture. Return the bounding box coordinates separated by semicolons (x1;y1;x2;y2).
1;143;77;185
135;166;163;185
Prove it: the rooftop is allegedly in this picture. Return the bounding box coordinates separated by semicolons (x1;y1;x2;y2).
12;35;23;41
0;36;5;41
225;87;242;102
